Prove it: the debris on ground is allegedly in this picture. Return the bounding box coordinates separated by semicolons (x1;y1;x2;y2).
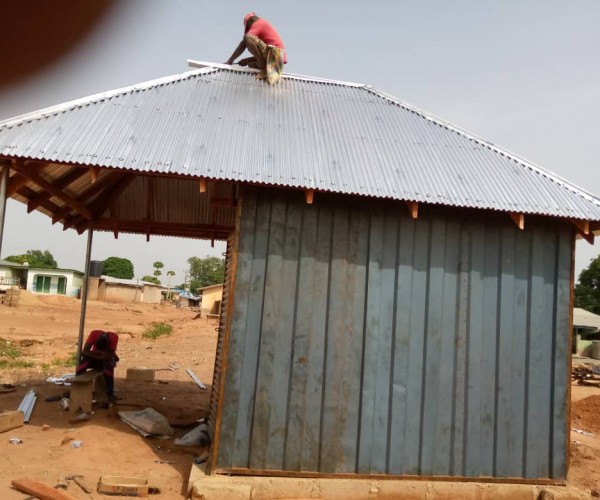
65;474;92;494
186;368;206;390
98;475;150;496
119;407;174;438
572;364;600;385
174;422;210;447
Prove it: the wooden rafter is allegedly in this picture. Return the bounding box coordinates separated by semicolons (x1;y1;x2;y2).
11;160;93;220
63;174;136;230
406;201;418;219
305;189;314;204
509;212;525;230
6;173;30;197
27;167;88;213
74;217;235;238
51;170;129;224
89;167;101;183
571;219;590;235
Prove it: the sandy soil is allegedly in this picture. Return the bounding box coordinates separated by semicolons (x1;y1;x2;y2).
0;291;599;498
0;291;218;499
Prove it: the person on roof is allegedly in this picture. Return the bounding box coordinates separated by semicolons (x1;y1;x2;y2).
225;12;287;83
76;330;120;402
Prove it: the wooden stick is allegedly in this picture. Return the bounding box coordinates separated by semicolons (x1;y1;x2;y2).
11;478;76;500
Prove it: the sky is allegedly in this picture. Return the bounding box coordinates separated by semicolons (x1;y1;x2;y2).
1;0;599;284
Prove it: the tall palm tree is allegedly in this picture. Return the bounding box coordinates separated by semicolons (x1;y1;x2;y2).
166;270;175;300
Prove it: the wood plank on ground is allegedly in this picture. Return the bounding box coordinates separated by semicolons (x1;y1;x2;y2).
11;478;77;500
0;410;24;433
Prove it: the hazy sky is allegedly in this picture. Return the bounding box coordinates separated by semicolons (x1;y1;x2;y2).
1;0;599;284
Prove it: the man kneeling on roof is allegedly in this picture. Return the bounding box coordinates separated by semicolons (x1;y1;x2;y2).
225;12;287;83
76;330;120;402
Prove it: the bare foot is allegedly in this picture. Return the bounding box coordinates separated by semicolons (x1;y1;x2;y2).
255;69;267;80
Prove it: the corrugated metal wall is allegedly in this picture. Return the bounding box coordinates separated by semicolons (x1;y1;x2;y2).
208;233;236;443
214;188;572;480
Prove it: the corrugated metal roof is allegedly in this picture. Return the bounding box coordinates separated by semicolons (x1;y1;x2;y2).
1;62;599;221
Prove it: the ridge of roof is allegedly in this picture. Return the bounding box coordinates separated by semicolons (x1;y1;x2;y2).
187;60;367;87
365;86;600;210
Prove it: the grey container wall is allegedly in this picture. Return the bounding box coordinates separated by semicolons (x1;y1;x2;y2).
215;188;572;481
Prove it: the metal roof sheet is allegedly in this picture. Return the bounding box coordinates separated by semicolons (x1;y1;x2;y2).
1;62;599;221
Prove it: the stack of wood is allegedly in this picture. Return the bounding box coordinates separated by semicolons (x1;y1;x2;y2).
572;363;600;386
0;287;20;307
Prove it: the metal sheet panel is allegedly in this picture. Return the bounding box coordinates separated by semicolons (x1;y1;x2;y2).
1;66;599;221
215;188;571;480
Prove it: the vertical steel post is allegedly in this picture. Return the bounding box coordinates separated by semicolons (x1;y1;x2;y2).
0;161;10;257
76;224;94;362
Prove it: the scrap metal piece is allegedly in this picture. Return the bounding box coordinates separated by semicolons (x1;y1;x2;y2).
17;390;37;423
186;369;206;390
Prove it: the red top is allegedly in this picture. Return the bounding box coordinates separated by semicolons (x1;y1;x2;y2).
247;18;287;64
85;330;118;351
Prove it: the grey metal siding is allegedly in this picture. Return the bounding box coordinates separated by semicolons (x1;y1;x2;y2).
216;188;571;480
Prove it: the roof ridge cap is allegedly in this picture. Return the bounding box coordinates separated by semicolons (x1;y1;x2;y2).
187;60;366;87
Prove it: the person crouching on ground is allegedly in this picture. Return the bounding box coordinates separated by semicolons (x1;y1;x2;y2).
225;12;287;81
76;330;120;402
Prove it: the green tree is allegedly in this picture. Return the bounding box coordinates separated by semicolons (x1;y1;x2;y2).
187;255;225;291
575;255;600;314
5;249;57;268
142;275;160;285
102;257;134;279
166;270;175;299
152;261;164;284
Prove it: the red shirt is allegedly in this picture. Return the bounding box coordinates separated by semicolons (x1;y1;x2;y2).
247;19;287;64
85;330;118;351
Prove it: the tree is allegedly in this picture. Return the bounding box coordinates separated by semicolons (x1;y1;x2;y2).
166;270;175;299
102;257;134;279
575;255;600;314
5;249;57;268
142;275;160;285
187;255;225;291
152;261;164;284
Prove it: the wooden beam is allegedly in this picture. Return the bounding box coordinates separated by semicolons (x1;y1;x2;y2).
74;217;235;239
11;478;76;500
89;167;101;183
406;201;418;219
199;178;207;193
571;219;590;235
6;173;30;197
27;167;87;213
305;189;314;204
52;171;129;224
577;230;595;245
210;197;237;208
63;173;136;230
509;212;525;230
11;161;93;220
0;410;24;433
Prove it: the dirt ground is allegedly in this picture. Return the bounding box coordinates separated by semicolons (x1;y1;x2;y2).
0;291;599;498
0;291;217;499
